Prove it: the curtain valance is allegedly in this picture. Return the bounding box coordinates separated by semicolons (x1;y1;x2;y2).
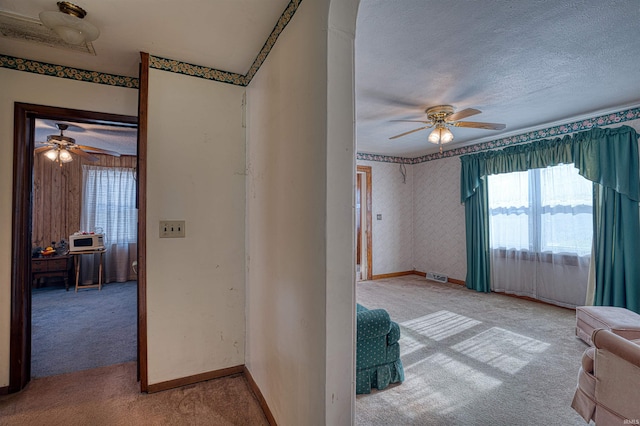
459;125;640;312
460;125;639;202
573;126;640;202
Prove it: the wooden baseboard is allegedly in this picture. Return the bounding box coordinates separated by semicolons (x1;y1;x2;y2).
381;271;571;309
0;386;8;395
372;270;466;286
145;365;276;424
244;366;277;426
372;271;417;280
146;365;244;393
493;291;575;311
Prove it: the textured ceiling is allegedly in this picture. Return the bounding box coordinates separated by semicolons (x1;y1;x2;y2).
1;0;290;155
36;119;137;156
3;1;640;159
0;0;290;77
356;0;640;157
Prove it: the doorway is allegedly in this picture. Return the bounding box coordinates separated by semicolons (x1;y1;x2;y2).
356;165;372;281
10;103;142;392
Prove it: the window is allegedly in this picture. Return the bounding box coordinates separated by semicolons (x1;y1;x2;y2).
81;165;137;245
487;163;593;257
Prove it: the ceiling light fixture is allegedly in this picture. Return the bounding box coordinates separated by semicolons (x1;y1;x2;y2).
58;149;73;163
44;148;59;161
44;147;74;165
428;123;454;153
39;2;99;45
390;105;506;154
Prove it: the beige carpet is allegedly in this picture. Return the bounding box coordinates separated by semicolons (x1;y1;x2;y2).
0;362;268;425
356;275;589;426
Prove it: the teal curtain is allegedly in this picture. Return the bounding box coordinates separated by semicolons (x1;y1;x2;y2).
460;126;640;312
465;179;490;292
575;127;640;313
461;154;490;291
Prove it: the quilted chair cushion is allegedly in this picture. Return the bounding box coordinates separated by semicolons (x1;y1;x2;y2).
388;321;401;345
357;308;392;340
356;304;405;394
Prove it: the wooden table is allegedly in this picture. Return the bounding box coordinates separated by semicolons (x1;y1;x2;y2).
71;249;106;292
32;254;73;291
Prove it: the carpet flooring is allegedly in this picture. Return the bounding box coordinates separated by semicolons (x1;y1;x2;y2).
0;362;269;426
356;275;589;426
31;281;137;378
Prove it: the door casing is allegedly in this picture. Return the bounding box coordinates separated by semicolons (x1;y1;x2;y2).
356;165;372;280
9;103;143;392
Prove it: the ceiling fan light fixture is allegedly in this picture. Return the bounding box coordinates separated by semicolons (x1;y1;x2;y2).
39;2;100;45
428;124;454;144
44;148;59;161
427;128;440;143
388;105;505;154
59;149;73;163
441;127;454;143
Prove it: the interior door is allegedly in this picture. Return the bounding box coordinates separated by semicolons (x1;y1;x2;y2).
10;103;139;393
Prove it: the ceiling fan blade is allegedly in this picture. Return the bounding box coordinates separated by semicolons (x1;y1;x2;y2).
390;120;432;124
69;147;99;162
34;145;52;154
77;145;122;157
453;121;506;130
446;108;481;122
389;126;430;140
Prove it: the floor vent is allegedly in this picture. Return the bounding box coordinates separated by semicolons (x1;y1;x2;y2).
426;271;448;283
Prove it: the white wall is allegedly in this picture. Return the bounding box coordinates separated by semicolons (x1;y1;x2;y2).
326;0;359;422
246;0;356;423
245;0;327;419
0;68;138;387
413;156;467;281
362;117;640;284
146;69;246;384
356;160;414;275
355;157;466;280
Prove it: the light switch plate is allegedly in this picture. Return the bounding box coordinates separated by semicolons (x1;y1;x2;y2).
159;220;185;238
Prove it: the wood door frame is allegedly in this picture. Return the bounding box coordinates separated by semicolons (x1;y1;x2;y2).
356;165;373;280
9;103;143;392
356;174;361;264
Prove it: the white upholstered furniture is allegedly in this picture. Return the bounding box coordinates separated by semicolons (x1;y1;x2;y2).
572;329;640;424
575;306;640;346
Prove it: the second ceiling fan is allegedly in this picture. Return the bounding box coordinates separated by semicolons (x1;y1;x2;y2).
35;123;121;164
389;105;506;153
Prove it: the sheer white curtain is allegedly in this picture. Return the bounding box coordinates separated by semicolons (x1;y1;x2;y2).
80;165;137;284
487;163;592;307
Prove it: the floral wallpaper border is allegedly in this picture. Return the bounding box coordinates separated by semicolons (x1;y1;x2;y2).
357;106;640;164
244;0;301;84
3;0;302;88
148;56;246;85
149;0;302;86
0;54;139;88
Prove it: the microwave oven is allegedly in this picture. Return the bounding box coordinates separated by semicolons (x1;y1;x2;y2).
69;234;105;252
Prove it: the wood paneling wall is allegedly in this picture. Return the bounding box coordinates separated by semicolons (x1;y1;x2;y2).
32;154;137;249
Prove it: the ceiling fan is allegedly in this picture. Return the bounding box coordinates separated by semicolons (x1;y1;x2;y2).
389;105;506;153
35;123;121;164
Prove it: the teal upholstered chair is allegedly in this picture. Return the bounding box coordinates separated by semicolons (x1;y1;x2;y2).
356;303;404;394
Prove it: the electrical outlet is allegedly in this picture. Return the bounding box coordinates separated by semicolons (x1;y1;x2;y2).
159;220;185;238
